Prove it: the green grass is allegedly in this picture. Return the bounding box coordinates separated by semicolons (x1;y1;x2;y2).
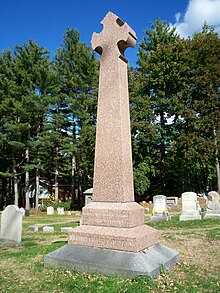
0;212;220;292
147;214;220;230
206;227;220;240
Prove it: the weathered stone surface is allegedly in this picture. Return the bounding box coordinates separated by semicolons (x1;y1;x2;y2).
0;205;23;243
44;243;180;278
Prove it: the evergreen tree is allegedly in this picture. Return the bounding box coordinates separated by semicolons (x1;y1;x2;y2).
53;28;98;207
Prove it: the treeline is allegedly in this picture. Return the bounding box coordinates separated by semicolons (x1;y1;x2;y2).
0;20;220;209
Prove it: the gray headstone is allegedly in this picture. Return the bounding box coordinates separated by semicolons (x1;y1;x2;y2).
204;191;220;219
0;205;23;243
166;197;178;208
179;192;201;221
28;225;38;232
84;188;93;205
47;206;54;215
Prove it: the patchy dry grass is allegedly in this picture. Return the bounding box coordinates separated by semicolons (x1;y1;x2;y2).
0;211;220;292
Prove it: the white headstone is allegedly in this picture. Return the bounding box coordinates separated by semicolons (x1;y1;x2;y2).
204;191;220;219
19;207;25;216
43;226;54;233
57;207;65;215
47;206;54;215
180;192;201;221
0;205;23;243
61;227;73;233
150;195;170;222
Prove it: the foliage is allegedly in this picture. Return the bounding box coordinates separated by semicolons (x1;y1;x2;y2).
0;19;220;206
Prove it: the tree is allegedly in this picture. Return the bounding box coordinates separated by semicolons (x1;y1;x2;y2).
53;28;98;207
0;40;54;210
136;19;181;195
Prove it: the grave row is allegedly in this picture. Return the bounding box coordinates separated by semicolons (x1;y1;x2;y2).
150;191;220;222
0;191;219;244
28;226;73;233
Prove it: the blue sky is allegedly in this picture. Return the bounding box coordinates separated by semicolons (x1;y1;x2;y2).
0;0;220;66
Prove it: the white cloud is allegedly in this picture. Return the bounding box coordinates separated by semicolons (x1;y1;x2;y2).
175;12;181;22
171;0;220;38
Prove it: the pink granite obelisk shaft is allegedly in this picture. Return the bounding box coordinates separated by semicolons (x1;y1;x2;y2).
68;12;158;252
91;12;136;202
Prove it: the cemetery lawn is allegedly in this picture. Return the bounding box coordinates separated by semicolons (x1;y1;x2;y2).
0;212;219;293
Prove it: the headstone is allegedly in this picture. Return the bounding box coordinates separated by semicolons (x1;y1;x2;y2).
57;207;65;215
47;206;54;215
19;207;25;216
0;205;23;243
61;227;74;233
28;225;38;232
45;12;179;278
84;188;93;205
179;192;201;221
43;226;54;233
150;195;171;222
204;191;220;219
166;197;178;208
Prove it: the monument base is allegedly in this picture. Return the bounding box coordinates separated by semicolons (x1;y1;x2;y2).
68;224;157;252
204;211;220;219
44;243;180;278
179;214;201;221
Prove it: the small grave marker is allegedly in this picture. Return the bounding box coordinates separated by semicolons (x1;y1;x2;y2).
47;206;54;215
57;207;65;215
166;197;178;208
43;226;54;233
28;225;38;232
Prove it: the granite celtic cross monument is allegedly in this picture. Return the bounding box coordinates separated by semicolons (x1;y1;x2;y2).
45;12;179;277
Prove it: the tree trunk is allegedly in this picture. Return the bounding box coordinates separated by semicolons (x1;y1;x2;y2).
35;168;40;211
55;148;59;202
214;128;220;192
13;158;19;206
25;148;30;216
71;153;76;209
160;109;165;192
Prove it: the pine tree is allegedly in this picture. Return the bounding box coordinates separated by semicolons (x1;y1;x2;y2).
53;28;98;207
